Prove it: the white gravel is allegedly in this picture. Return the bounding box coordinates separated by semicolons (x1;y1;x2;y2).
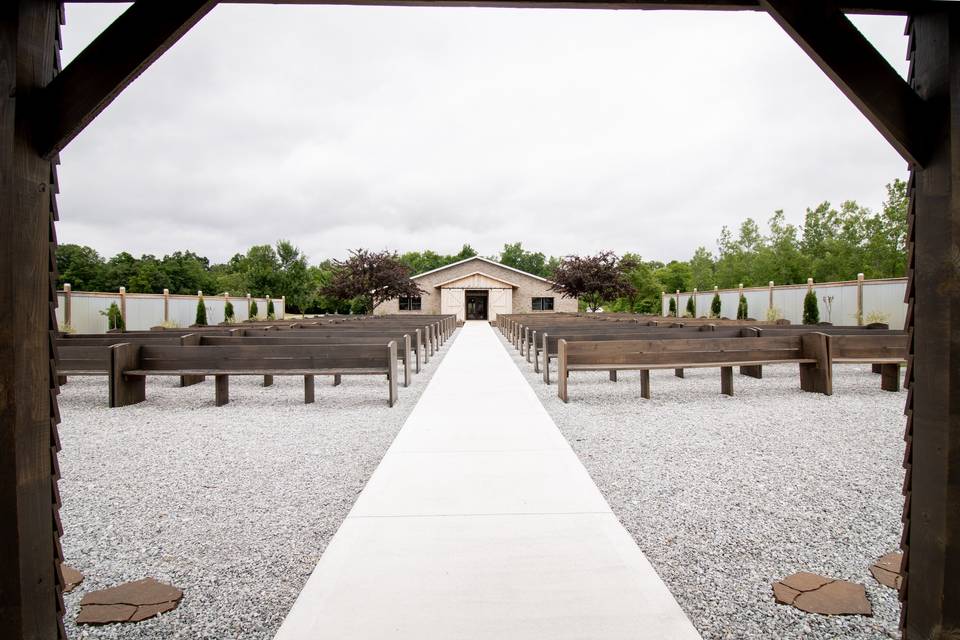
500;332;906;640
58;330;457;640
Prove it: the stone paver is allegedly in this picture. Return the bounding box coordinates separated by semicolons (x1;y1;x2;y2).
274;321;701;639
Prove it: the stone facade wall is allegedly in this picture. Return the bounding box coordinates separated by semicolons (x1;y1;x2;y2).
374;258;578;316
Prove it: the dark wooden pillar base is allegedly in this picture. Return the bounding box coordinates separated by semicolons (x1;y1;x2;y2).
739;365;763;379
880;364;901;392
720;366;734;396
674;368;684;378
215;375;229;406
263;374;273;387
640;370;650;399
304;375;315;404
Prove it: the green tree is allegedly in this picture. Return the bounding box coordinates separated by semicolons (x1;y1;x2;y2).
685;296;696;318
688;247;716;290
56;244;105;290
668;297;677;317
737;295;748;320
224;300;235;323
249;299;259;320
497;242;552;278
267;298;276;320
711;292;721;318
195;296;208;326
99;301;124;331
803;289;820;324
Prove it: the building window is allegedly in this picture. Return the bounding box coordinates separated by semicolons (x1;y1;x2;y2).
532;297;554;311
399;296;422;311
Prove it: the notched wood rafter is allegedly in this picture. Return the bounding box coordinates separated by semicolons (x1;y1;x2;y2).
760;0;934;167
33;0;216;160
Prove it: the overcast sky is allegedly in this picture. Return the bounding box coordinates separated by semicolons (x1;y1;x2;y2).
58;4;909;265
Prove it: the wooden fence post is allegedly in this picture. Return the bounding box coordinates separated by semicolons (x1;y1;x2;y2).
163;288;169;323
692;288;698;317
281;295;286;320
246;293;252;320
768;281;775;315
675;289;680;318
856;272;864;325
119;286;127;330
807;277;814;293
63;283;72;327
661;291;666;317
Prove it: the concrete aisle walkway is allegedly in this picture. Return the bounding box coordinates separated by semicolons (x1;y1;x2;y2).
274;322;701;639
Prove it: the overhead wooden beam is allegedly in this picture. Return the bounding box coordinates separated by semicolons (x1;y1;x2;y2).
34;0;217;159
760;0;933;167
63;0;926;16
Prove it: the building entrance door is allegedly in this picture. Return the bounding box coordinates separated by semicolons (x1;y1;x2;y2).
465;291;488;320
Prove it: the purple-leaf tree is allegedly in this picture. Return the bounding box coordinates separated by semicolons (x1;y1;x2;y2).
322;249;423;313
549;251;637;312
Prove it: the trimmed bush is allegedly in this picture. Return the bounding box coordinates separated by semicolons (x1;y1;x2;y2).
668;297;677;317
711;293;721;318
224;300;235;323
195;297;208;326
685;296;695;318
100;301;124;331
249;299;259;319
267;298;275;320
736;295;748;320
803;289;820;325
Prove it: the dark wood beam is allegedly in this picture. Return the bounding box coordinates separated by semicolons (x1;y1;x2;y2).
1;2;64;638
63;0;927;16
34;0;216;159
760;0;933;167
900;10;960;639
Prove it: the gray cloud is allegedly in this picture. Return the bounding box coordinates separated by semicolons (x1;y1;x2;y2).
57;4;908;264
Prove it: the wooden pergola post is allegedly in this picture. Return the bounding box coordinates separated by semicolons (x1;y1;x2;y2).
899;9;960;637
1;3;66;638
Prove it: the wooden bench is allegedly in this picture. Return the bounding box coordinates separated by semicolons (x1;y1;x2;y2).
538;326;744;383
556;334;832;402
109;342;399;408
200;333;414;387
831;334;908;391
57;333;201;388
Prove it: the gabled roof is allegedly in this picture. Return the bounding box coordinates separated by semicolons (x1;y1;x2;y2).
433;271;521;289
411;256;553;284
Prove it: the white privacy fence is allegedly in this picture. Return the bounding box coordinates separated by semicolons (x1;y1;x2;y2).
661;276;907;329
56;286;286;333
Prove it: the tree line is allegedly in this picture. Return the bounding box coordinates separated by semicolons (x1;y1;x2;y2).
56;179;906;315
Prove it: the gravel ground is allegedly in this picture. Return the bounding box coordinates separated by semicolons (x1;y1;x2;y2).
500;332;906;640
59;331;457;640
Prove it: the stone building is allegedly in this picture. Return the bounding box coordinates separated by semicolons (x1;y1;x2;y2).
375;256;578;322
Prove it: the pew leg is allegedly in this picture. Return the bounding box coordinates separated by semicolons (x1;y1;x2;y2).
880;364;901;392
404;357;410;388
533;346;540;373
263;374;274;387
872;363;883;374
675;368;685;379
640;370;650;399
304;375;315;404
180;374;204;387
799;363;832;395
215;375;229;406
57;375;67;386
739;365;762;379
609;370;618;382
721;366;734;396
111;374;145;408
544;358;551;385
333;374;342;387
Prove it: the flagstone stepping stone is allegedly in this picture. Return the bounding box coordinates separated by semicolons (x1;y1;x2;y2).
772;572;872;616
61;564;83;594
869;551;903;590
76;577;183;625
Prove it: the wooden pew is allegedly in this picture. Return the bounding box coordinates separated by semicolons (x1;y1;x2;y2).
200;333;414;387
109;342;399;408
831;334;908;391
555;334;832;402
56;333;201;389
